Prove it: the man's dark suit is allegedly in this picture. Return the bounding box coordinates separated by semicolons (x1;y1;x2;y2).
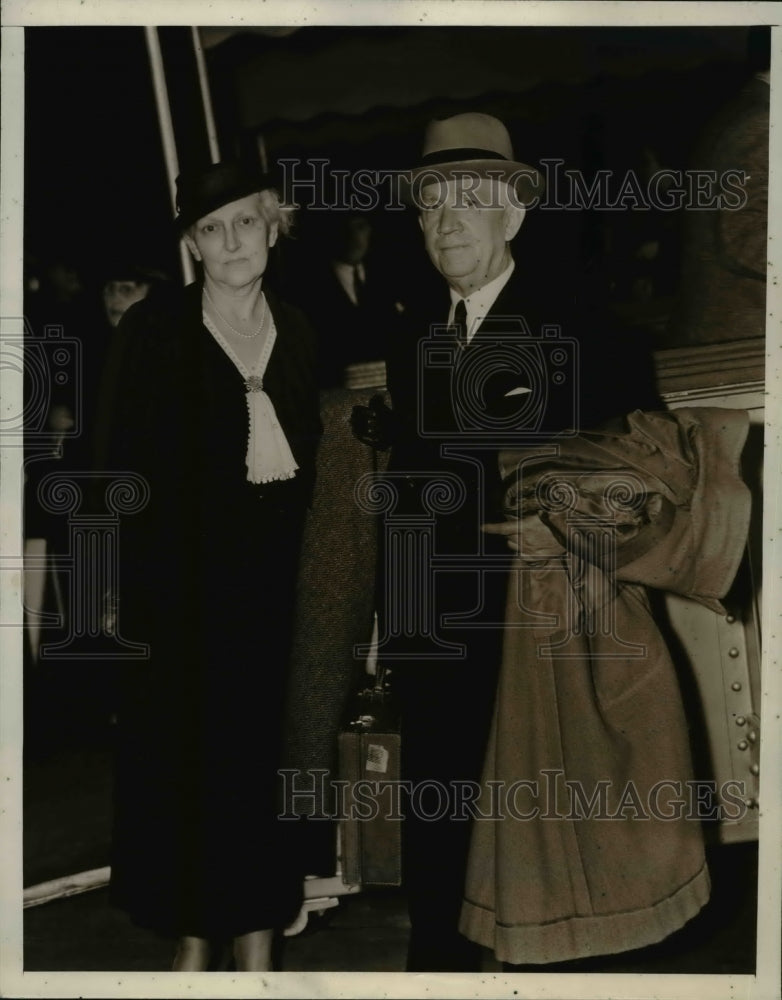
301;258;402;387
382;268;660;970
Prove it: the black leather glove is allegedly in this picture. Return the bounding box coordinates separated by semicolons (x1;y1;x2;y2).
350;393;397;451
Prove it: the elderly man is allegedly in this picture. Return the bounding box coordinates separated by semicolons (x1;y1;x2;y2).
376;112;552;971
357;113;660;971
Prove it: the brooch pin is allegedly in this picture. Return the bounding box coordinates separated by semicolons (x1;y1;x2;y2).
245;376;264;393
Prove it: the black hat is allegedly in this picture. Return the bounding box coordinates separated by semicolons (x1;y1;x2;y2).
174;160;274;232
99;258;170;285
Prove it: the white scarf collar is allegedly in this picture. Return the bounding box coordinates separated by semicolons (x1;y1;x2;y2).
202;296;299;485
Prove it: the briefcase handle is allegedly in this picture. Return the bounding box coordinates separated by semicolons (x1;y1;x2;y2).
346;662;397;731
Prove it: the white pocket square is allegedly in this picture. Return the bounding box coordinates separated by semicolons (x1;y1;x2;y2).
504;386;532;396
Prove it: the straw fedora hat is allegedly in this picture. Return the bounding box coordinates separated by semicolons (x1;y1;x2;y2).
408;112;543;206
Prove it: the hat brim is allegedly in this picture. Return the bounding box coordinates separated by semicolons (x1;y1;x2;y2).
403;159;544;208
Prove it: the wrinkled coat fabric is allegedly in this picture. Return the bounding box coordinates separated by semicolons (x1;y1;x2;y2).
460;407;750;963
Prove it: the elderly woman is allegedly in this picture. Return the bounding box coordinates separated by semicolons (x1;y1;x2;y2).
106;160;321;971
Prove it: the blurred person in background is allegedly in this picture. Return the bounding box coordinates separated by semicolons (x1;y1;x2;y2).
664;26;769;347
297;211;405;387
101;261;168;329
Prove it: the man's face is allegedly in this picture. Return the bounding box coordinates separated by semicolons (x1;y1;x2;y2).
103;280;150;327
339;217;371;265
418;177;514;296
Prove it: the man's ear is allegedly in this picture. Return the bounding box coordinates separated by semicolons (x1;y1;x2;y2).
183;233;201;262
504;203;526;242
267;221;279;249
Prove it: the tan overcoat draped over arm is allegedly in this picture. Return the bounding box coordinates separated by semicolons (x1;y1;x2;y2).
460;407;751;964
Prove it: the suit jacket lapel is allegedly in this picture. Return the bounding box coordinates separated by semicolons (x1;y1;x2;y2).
466;270;534;347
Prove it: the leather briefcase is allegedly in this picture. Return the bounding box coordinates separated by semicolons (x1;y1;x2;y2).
337;668;402;887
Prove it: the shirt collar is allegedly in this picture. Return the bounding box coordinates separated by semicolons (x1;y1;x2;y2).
333;260;365;305
448;260;515;343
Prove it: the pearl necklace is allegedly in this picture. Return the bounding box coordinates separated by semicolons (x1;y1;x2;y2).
203;285;267;339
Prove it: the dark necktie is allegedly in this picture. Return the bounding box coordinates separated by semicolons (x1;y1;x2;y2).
353;265;364;306
452;298;467;349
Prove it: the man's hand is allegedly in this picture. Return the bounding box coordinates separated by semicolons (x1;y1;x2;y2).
482;514;565;556
350;393;396;450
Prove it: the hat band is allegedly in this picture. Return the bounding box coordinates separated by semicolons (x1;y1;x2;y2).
419;147;510;167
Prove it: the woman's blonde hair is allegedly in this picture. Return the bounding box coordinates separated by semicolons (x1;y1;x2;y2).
256;189;295;237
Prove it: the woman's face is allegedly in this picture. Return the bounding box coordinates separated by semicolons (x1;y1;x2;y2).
186;193;278;290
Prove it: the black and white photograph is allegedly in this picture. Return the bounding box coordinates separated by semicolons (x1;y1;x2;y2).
0;2;780;998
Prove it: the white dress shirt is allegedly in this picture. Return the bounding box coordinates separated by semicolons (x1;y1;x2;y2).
447;260;515;344
333;260;366;306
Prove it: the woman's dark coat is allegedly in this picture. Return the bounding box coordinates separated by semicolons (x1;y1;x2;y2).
104;281;321;938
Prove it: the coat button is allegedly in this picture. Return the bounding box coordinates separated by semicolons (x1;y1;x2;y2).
736;716;746;726
737;740;748;750
731;682;742;692
728;647;740;658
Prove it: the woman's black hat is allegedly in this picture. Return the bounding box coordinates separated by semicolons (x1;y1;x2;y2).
174;159;274;232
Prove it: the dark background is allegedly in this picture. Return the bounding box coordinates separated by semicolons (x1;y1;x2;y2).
24;24;768;334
